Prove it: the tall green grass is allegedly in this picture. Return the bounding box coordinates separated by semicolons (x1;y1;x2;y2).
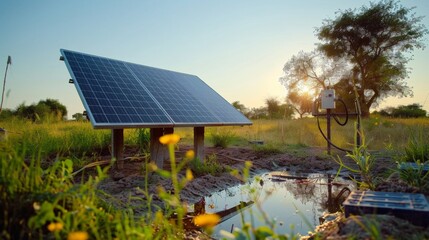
0;120;152;167
3;117;427;159
0;137;198;239
1;117;427;239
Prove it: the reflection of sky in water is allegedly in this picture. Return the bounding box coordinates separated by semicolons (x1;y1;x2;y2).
197;172;355;238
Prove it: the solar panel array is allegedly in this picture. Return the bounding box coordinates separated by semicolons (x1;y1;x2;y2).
61;49;251;128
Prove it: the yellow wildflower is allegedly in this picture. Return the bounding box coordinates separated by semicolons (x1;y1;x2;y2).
185;150;195;159
193;213;220;228
67;231;89;240
33;202;40;211
186;169;194;181
155;211;164;222
149;162;158;171
159;133;180;145
47;222;63;232
245;161;252;168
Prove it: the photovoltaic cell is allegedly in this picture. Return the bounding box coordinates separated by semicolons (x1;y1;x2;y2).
61;49;251;128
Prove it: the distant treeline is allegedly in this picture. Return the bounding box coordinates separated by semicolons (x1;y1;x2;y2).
0;98;426;123
233;99;427;119
0;99;67;122
373;103;427;118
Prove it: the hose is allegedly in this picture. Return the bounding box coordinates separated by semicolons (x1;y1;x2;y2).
316;116;352;153
333;99;348;126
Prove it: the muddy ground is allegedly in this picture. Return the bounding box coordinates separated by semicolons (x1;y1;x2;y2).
92;145;428;239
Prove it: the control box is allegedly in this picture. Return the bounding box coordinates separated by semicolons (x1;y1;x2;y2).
321;89;336;109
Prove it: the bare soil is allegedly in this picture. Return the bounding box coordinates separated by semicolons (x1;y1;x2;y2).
90;145;429;239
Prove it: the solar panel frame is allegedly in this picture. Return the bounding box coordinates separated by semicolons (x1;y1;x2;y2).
61;49;252;129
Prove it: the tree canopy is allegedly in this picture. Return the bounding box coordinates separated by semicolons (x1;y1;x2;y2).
11;99;67;122
376;103;427;118
317;0;428;116
287;91;313;119
280;50;351;114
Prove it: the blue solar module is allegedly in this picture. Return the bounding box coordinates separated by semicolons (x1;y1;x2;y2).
61;49;251;128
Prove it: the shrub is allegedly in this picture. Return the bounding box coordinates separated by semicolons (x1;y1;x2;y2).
135;128;150;153
210;130;235;148
189;154;226;177
252;144;283;155
396;161;429;189
403;128;429;162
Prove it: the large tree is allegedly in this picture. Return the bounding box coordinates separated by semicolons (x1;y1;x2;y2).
317;0;427;116
280;50;351;114
280;51;349;97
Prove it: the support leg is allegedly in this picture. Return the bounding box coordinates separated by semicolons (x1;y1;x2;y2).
112;128;124;169
150;128;165;168
194;127;205;162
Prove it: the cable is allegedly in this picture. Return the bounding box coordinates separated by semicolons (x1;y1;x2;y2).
316;115;352;153
332;98;348;126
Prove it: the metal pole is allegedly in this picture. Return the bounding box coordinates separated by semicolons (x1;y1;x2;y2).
355;99;362;148
112;128;124;169
327;108;331;155
0;56;12;114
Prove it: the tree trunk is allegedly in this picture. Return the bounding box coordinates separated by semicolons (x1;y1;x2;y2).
360;102;371;118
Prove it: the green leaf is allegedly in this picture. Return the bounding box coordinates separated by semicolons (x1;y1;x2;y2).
156;169;171;178
28;201;56;229
254;226;274;239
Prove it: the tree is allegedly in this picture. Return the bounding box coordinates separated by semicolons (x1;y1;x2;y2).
231;101;249;117
287;91;314;118
391;104;427;118
0;108;13;120
265;97;282;119
14;99;68;122
248;107;267;119
317;0;428;117
39;99;67;119
281;103;295;120
72;112;87;121
280;51;352;114
280;51;349;95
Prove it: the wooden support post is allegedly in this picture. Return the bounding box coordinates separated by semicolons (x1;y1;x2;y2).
163;128;174;162
194;127;205;162
112;128;124;169
150;128;165;168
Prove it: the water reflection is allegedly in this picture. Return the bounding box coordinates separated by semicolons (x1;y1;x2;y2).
192;171;354;237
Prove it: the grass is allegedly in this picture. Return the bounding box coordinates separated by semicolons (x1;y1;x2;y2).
209;130;236;148
189;153;227;177
403;127;429;162
3;117;428;157
1;116;429;239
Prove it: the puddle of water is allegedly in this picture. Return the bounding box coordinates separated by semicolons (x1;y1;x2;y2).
193;171;355;238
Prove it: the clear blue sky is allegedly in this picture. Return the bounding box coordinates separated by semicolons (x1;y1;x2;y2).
1;0;428;118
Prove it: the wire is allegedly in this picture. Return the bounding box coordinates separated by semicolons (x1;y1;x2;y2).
316;115;352;153
332;99;348;126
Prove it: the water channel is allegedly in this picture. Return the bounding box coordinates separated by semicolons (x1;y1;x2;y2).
192;171;355;238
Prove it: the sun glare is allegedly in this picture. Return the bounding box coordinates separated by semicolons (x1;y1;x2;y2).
298;84;315;97
301;85;310;94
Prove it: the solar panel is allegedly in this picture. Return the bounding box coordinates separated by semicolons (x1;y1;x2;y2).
61;49;252;128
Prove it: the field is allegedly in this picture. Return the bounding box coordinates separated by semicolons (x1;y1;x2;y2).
1;116;429;239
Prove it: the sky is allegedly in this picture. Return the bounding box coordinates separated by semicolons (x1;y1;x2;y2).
0;0;428;119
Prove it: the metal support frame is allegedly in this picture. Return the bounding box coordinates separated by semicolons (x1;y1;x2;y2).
112;128;124;169
326;109;332;155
